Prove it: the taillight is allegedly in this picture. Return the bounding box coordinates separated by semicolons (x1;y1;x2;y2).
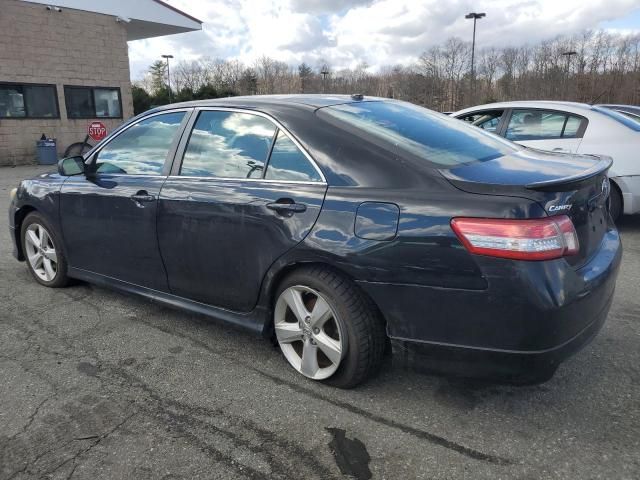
450;215;579;261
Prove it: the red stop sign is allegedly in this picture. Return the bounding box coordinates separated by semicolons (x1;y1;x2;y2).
88;121;107;142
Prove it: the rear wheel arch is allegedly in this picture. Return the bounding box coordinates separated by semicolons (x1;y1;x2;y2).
264;261;388;333
269;262;388;387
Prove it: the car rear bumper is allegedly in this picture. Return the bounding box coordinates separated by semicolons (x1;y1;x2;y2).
357;227;621;381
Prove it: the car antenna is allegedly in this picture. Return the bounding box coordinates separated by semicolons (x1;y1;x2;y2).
589;86;612;105
351;93;364;100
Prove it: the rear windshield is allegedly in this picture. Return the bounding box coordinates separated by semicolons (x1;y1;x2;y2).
592;106;640;131
320;101;516;166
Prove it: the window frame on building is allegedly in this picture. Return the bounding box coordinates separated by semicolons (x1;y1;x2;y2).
0;81;60;119
63;85;123;120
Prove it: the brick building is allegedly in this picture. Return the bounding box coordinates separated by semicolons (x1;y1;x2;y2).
0;0;201;165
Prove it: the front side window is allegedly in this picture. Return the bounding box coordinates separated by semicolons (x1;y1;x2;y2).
506;110;584;141
180;111;276;178
65;86;122;119
95;111;186;175
460;110;504;133
0;83;58;118
265;131;322;182
321;101;515;166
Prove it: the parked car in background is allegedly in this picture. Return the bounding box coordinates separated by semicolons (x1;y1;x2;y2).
9;95;621;387
598;104;640;123
453;101;640;220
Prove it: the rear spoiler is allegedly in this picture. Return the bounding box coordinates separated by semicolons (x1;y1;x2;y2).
526;155;613;190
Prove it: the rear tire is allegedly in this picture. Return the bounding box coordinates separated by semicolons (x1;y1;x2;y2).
20;212;70;288
273;266;386;388
608;184;622;222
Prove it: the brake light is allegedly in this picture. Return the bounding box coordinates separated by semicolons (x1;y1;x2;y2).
450;216;579;261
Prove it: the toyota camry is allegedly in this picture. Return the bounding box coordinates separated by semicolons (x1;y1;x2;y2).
8;95;622;388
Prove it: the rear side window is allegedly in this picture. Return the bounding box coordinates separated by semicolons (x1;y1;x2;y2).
506;110;585;141
321;101;515;166
180;111;276;178
265;130;322;182
95;111;185;175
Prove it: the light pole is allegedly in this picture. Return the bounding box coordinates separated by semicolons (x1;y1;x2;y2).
562;51;577;99
465;12;486;98
161;54;174;102
320;66;329;93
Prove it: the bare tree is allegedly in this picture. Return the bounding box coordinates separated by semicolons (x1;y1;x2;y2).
135;29;640;112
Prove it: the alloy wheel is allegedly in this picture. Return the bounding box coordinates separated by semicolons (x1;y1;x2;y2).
24;223;58;282
274;285;344;380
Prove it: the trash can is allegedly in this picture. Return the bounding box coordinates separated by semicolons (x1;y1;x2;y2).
36;138;58;165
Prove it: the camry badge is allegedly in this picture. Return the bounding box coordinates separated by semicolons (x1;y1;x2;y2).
549;204;572;212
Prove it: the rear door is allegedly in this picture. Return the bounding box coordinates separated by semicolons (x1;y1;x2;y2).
503;108;587;153
157;108;327;312
60;110;190;291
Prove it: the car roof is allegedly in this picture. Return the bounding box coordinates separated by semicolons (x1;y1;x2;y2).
453;100;599;115
148;94;384;113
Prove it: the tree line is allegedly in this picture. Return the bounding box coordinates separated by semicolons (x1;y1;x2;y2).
132;30;640;115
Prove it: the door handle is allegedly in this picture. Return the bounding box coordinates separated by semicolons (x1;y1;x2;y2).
130;191;155;203
266;200;307;213
552;147;570;153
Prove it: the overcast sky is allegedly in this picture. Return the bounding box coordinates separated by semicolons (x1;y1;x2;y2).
128;0;640;80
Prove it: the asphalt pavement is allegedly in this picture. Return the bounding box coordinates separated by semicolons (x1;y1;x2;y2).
1;165;638;479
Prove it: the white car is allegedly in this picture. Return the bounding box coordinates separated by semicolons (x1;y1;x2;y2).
452;101;640;219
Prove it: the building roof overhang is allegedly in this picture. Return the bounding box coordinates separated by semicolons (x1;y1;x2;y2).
21;0;202;40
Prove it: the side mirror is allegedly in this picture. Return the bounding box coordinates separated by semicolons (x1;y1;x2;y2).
57;156;85;176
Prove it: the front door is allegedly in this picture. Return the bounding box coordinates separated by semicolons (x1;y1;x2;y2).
60;110;189;291
157;109;327;312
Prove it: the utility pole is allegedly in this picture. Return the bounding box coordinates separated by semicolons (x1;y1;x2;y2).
562;51;577;99
161;54;174;103
465;12;486;99
320;66;329;93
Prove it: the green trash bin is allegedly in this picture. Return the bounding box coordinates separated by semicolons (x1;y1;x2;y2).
36;138;58;165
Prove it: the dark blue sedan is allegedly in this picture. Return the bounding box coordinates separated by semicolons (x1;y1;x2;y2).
8;95;621;387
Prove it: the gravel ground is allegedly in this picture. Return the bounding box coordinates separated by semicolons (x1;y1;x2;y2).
1;165;638;480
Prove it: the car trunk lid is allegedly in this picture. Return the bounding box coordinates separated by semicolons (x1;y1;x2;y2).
439;149;613;267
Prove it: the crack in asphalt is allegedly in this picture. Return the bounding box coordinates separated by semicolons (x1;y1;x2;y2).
7;398;49;442
105;364;340;479
1;281;513;477
40;412;138;480
132;315;514;466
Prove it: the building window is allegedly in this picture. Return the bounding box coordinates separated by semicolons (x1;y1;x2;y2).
64;86;122;119
0;83;59;119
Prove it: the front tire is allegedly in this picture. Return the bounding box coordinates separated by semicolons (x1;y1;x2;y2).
21;212;69;288
273;266;386;388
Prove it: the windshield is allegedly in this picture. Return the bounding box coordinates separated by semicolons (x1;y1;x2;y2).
592;106;640;131
616;110;640;124
320;101;517;167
